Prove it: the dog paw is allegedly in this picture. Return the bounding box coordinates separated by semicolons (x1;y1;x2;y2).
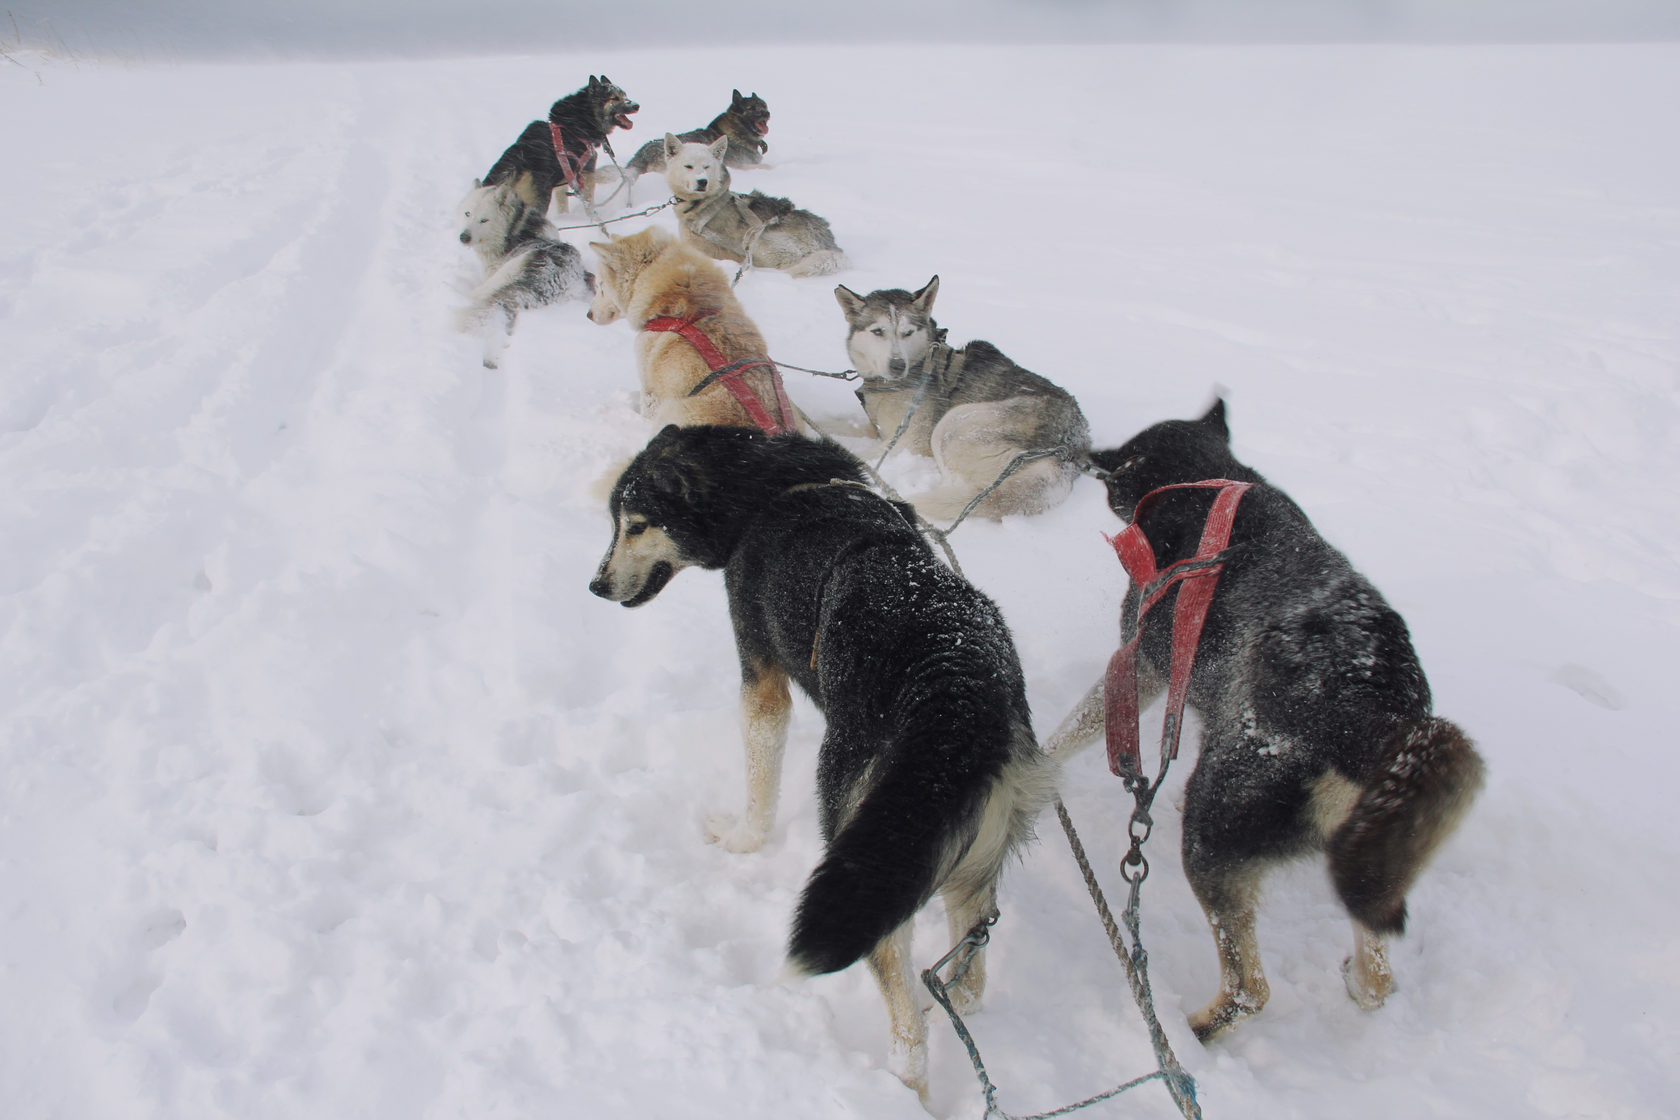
1342;954;1394;1010
887;1036;930;1106
947;978;984;1016
704;813;768;853
1188;987;1266;1043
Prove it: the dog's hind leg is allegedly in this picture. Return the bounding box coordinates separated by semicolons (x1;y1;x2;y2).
786;248;848;278
705;661;790;853
866;922;929;1105
939;876;998;1015
1343;920;1395;1010
1183;859;1270;1043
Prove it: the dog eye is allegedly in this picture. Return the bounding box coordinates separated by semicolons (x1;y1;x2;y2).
871;327;885;337
900;328;915;339
625;522;648;537
479;217;489;223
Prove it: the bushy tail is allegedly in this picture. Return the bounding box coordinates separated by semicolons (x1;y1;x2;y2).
1328;717;1485;934
786;734;1055;976
786;761;971;976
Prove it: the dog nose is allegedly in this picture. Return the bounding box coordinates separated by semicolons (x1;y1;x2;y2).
888;358;907;376
586;308;596;322
695;178;707;191
459;231;470;244
588;574;611;599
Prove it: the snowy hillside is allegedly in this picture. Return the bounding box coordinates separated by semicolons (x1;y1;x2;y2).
3;42;1678;1120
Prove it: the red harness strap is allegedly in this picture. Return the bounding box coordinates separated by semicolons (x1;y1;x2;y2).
548;122;595;191
1103;480;1252;779
642;314;797;435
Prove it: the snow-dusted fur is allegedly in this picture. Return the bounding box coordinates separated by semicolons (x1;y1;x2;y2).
589;426;1057;1103
1045;400;1484;1042
586;226;795;430
836;276;1091;522
455;179;594;368
665;135;846;278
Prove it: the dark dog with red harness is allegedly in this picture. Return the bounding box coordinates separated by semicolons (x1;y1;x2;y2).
481;75;639;216
1046;399;1484;1042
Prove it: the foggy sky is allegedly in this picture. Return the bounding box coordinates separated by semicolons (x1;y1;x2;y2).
10;0;1680;61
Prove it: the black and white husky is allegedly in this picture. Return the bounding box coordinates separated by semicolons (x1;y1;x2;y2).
589;425;1056;1103
835;276;1091;521
1045;400;1485;1042
456;179;594;369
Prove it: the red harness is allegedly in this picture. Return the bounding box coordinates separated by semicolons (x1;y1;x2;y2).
642;314;797;435
1103;480;1252;779
548;122;595;192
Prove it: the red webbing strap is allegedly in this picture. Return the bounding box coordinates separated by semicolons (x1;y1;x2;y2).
1103;480;1252;778
548;122;595;190
642;315;796;435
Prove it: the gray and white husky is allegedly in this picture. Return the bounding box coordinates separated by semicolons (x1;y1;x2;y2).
664;135;846;278
1045;400;1485;1042
456;179;594;368
835;276;1091;521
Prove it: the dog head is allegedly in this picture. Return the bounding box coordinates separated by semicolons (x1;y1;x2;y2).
589;425;734;606
586;226;674;325
730;89;771;141
1089;398;1242;521
457;178;519;249
589;74;639;134
835;276;940;387
664;135;730;199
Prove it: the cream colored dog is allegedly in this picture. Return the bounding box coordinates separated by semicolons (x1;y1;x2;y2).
587;226;799;430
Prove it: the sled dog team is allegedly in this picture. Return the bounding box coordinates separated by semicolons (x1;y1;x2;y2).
462;77;1485;1104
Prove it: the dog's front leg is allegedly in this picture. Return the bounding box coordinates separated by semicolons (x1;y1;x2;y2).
1043;676;1106;760
705;662;790;853
1043;657;1167;760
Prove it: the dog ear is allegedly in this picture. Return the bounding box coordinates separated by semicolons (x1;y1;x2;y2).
664;132;682;159
472;177;482;189
708;135;729;161
732;88;744;105
834;285;866;318
1199;397;1230;440
912;275;940;314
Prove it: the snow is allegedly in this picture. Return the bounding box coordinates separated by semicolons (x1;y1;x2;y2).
3;40;1679;1120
